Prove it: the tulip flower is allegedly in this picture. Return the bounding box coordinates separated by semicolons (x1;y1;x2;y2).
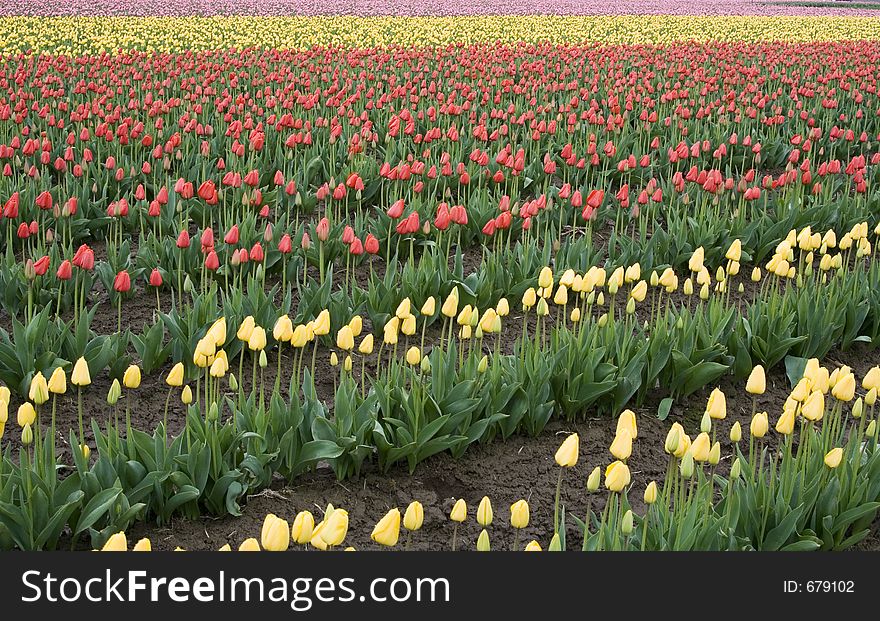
476;529;491;552
746;365;766;396
476;496;493;527
371;508;401;547
132;538;152;552
824;448;843;469
605;461;631;492
524;541;542;552
261;514;291;552
292;511;315;545
239;538;261;551
101;532;128;552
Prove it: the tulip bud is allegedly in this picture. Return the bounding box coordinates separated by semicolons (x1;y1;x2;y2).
101;532;128;552
644;481;658;505
239;538;261;551
181;385;193;405
132;538;152;552
524;540;542;552
708;442;721;466
476;529;491;552
477;496;493;527
17;402;36;427
71;356;91;386
605;460;631;492
21;423;33;446
730;458;742;481
621;510;634;536
261;514;291;552
291;511;315;544
555;433;579;467
750;412;769;438
403;502;424;531
406;346;421;366
679;452;694;479
123;364;142;389
548;533;562;551
824;447;843;469
510;500;529;529
478;355;488;373
586;466;601;492
371;508;401;547
450;499;467;523
700;411;712;434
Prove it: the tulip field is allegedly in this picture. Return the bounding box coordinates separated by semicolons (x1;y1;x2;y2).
3;2;880;554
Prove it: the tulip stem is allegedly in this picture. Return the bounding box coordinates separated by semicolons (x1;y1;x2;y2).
553;467;564;535
451;524;458;552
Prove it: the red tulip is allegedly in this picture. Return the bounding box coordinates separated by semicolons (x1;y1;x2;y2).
350;237;364;255
278;234;292;254
56;260;72;281
33;255;50;276
365;233;380;255
250;243;264;262
113;271;131;293
177;230;191;249
204;251;220;271
316;217;330;242
149;268;163;287
224;225;240;245
387;198;405;219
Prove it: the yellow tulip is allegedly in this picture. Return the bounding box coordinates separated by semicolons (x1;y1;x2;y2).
538;266;554;289
476;496;493;527
450;499;467;523
313;310;331;336
775;407;796;435
247;326;267;351
358;334;375;355
824;447;843;469
165;362;185;387
261;514;290;552
832;372;856;402
395;298;412;319
476;529;490;552
181;385;193;404
586;466;601;492
291;324;309;348
132;538;152;552
29;372;49;405
750;412;769;438
605;460;631;492
237;316;255;342
48;367;67;395
746;365;766;395
123;365;141;389
644;481;658;505
71;357;91;387
802;390;825;422
291;511;315;544
554;432;579;467
510;500;529;529
371;508;401;547
273;315;294;342
441;287;459;318
862;366;880;391
729;421;742;443
218;544;232;551
421;297;436;316
101;532;127;552
609;430;632;461
616;409;637;439
524;540;542;552
349;315;363;337
336;325;355;351
17;402;36;427
690;432;711;462
403;501;424;531
630;280;647;302
239;538;261;551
